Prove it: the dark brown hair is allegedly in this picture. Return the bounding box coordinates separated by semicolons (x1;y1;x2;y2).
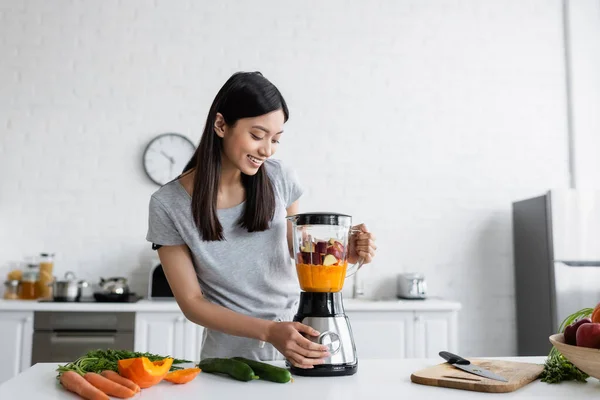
182;72;289;241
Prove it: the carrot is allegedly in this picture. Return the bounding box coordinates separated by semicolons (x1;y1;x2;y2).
84;372;136;399
101;370;141;393
60;371;109;400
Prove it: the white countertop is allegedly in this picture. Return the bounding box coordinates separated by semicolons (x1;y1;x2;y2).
0;297;461;312
0;357;597;399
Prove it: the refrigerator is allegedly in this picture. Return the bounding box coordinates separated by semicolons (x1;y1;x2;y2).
512;189;600;356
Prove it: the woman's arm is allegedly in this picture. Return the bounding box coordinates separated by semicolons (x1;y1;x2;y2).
157;244;273;341
286;199;300;257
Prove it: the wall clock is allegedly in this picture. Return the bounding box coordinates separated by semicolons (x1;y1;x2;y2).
143;133;196;186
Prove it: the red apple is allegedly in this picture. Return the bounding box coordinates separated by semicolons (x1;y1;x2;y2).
564;318;592;345
576;322;600;349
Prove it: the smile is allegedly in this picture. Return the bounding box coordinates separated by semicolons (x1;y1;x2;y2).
247;155;264;166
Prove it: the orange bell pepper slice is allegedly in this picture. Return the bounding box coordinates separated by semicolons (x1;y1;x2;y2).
164;367;202;384
117;357;174;388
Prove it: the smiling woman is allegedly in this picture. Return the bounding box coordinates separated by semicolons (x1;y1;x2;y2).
145;71;377;368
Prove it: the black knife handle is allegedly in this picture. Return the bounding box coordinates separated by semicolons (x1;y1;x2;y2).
439;351;470;365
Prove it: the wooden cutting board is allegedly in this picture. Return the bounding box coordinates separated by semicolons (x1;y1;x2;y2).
410;359;544;393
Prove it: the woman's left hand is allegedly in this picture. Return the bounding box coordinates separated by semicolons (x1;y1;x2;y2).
348;223;377;264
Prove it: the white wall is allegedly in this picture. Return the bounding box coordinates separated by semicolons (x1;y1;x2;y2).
0;0;574;357
566;0;600;189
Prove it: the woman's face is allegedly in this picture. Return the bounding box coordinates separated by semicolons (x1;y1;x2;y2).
216;109;285;176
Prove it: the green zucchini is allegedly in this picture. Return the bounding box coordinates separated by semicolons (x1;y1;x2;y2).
232;357;292;383
198;358;259;382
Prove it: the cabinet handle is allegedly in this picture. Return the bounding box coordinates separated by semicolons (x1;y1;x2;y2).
414;315;423;323
176;316;185;323
25;317;32;323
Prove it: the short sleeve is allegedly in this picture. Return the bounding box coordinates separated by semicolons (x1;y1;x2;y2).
146;195;186;247
278;161;304;208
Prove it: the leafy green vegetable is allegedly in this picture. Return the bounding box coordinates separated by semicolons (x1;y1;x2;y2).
56;349;192;379
540;307;593;384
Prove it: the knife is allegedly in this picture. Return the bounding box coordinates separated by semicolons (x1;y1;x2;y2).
439;351;508;382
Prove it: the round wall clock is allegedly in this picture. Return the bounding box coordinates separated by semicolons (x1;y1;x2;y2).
143;133;196;186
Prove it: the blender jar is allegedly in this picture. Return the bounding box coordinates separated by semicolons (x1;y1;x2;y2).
288;213;364;292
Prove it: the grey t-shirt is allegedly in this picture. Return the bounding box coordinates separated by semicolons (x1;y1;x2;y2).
146;158;303;361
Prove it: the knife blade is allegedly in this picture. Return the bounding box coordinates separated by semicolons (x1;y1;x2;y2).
439;351;508;382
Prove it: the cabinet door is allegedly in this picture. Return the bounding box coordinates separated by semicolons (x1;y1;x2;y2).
346;311;414;359
0;311;33;383
134;312;184;359
413;311;458;358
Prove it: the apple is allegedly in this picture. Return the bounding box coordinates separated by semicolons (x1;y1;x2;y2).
329;248;344;260
564;318;592;345
576;322;600;349
323;254;338;266
315;241;328;255
296;252;305;264
300;242;315;252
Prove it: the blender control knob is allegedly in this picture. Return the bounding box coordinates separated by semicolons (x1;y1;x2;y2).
318;331;341;355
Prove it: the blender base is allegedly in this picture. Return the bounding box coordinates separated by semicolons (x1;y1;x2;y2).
289;362;358;377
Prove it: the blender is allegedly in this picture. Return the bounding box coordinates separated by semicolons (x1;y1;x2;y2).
287;212;364;376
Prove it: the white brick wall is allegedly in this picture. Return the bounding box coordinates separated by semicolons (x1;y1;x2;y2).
0;0;577;356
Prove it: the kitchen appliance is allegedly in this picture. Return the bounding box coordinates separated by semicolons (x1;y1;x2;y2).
438;351;507;382
96;276;129;295
411;358;543;393
31;311;135;364
287;212;364;377
51;272;88;302
396;273;427;299
512;189;600;356
148;262;175;299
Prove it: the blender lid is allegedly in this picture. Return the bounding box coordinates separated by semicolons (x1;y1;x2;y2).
290;212;351;226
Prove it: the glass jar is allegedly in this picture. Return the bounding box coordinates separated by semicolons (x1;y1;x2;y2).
20;270;39;300
3;280;20;300
37;253;55;299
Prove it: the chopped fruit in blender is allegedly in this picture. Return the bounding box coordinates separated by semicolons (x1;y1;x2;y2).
300;242;315;252
301;252;321;264
326;246;343;260
323;254;338;266
315;241;328;255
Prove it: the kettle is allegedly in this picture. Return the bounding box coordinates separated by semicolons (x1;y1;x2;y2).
97;277;130;295
396;273;427;300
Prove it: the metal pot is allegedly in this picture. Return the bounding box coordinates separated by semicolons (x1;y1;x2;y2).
52;271;87;302
97;277;130;296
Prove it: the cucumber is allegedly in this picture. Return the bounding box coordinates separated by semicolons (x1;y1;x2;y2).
232;357;292;383
198;358;259;382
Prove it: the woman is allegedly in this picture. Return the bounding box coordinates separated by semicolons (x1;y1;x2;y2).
146;71;377;369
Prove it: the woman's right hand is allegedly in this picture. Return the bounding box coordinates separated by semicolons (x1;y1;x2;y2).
266;321;330;368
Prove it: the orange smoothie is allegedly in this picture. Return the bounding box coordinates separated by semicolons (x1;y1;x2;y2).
296;262;348;292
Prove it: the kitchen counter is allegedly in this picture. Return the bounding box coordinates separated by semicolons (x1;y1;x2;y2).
0;297;462;312
0;357;597;399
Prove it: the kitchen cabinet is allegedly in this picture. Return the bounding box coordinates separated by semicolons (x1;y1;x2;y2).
347;309;458;359
413;310;458;358
0;311;33;383
135;312;204;362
